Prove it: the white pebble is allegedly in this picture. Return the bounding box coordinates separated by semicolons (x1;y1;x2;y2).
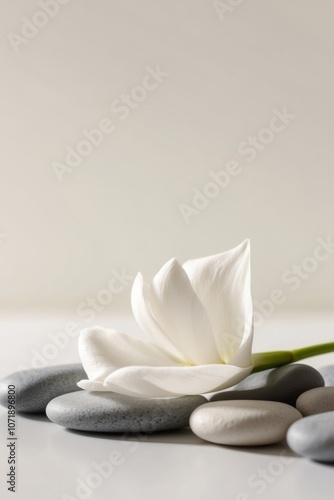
190;400;302;446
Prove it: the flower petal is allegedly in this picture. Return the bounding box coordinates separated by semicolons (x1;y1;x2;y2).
182;240;253;365
77;380;111;392
149;258;221;365
228;321;254;368
103;364;253;398
78;326;179;383
131;273;185;363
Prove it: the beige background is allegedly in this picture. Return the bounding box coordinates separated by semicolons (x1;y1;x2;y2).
0;0;333;319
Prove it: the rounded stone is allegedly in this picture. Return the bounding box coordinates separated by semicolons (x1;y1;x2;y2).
287;411;334;462
296;387;334;416
318;365;334;386
46;391;207;433
210;364;324;405
189;400;302;446
0;364;86;413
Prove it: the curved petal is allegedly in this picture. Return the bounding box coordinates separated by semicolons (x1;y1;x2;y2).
103;364;253;398
228;321;253;368
131;273;185;363
182;240;253;365
77;380;111;391
78;326;179;383
149;258;221;365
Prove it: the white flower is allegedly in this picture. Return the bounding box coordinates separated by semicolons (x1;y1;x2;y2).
77;240;253;398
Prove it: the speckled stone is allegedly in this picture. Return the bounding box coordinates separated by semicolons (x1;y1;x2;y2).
296;387;334;416
0;364;86;413
318;365;334;386
210;364;324;405
287;411;334;462
46;391;207;433
190;400;302;446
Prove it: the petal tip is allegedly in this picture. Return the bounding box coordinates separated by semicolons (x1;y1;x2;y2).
238;238;251;253
79;326;100;339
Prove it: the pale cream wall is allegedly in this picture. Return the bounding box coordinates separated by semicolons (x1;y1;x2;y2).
0;0;333;320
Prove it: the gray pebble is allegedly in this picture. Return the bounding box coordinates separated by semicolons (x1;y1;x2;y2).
0;364;86;413
318;365;334;386
190;400;302;446
46;391;207;433
210;364;324;405
287;411;334;462
296;387;334;416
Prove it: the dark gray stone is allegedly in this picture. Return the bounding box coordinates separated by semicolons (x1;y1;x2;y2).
0;364;86;413
210;364;324;406
318;365;334;386
46;391;207;433
287;411;334;462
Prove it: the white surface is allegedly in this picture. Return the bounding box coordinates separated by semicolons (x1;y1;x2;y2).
1;313;334;500
1;0;334;312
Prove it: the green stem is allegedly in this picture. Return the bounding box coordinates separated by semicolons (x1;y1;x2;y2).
290;342;334;362
251;351;293;373
252;342;334;373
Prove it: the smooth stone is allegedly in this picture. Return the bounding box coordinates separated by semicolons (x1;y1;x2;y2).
46;391;207;433
318;365;334;386
210;364;324;405
287;411;334;462
296;387;334;416
0;364;86;413
190;400;302;446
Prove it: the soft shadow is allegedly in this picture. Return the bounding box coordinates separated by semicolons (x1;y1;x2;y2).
2;411;309;459
64;426;206;445
312;459;334;467
62;428;296;454
16;412;50;423
218;441;297;457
